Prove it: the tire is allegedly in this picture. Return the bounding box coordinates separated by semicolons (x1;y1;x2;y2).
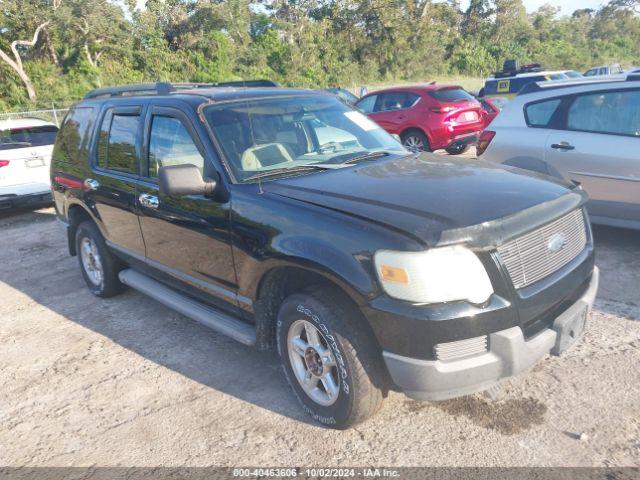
276;286;386;429
75;220;124;298
401;130;430;152
445;144;470;155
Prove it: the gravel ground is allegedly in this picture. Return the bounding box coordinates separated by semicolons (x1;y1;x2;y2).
0;203;639;468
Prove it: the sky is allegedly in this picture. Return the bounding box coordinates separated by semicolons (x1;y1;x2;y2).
458;0;606;14
135;0;607;15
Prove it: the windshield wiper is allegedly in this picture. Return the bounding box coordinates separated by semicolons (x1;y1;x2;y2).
244;163;344;182
339;151;392;165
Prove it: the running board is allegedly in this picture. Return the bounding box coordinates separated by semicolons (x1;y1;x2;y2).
118;269;256;346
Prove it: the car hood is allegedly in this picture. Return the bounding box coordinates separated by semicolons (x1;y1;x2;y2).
263;153;583;247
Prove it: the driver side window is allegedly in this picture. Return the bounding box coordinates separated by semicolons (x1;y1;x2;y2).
148;115;204;178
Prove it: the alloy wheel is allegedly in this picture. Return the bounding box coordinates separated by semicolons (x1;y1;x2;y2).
287;319;340;406
80;237;103;287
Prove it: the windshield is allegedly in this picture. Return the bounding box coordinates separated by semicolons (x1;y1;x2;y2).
203;95;405;183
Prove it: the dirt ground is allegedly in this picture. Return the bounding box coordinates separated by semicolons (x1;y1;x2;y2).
0;203;639;467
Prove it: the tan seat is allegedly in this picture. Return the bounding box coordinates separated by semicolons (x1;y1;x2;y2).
241;143;294;170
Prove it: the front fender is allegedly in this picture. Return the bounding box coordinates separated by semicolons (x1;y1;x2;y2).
238;234;378;307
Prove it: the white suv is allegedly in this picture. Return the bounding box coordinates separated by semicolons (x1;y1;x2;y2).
478;78;640;230
0;118;58;209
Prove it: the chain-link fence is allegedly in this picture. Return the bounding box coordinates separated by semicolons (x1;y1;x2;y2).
0;106;70;127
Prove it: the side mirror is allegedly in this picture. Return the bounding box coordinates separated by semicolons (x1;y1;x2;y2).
158;164;216;197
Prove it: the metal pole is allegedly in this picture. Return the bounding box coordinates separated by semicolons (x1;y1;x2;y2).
52;102;59;126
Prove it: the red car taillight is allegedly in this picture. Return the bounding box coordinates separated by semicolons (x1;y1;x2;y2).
476;130;495;156
430;106;455;114
0;160;10;168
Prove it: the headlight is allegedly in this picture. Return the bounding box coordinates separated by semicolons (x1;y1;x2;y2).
374;246;493;304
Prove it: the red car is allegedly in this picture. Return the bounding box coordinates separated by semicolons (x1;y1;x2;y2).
354;84;484;154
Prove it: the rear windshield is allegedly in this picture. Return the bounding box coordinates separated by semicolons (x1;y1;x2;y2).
429;88;475;103
0;125;59;150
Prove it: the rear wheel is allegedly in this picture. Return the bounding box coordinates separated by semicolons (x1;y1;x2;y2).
75;221;124;298
445;144;470;155
276;287;386;429
401;130;430;152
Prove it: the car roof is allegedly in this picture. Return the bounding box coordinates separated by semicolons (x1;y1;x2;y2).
512;79;640;103
360;84;461;96
76;86;329;109
486;71;565;80
0;118;57;130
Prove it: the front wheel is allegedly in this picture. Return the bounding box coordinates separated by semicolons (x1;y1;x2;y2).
276;287;386;429
445;144;470;155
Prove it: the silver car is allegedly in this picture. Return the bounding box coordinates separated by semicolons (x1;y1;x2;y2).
478;78;640;230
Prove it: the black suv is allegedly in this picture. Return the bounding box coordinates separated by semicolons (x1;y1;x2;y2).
51;82;599;429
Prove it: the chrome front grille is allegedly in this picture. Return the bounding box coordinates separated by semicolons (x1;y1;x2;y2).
497;209;587;289
435;335;488;362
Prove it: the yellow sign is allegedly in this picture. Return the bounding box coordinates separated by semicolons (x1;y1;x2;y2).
497;80;510;93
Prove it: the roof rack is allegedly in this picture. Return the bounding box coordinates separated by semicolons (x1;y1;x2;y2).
83;80;279;100
494;63;543;79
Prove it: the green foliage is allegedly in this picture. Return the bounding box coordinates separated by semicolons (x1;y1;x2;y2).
1;0;640;110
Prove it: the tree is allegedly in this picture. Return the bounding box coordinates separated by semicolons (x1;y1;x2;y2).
0;0;62;102
0;22;50;102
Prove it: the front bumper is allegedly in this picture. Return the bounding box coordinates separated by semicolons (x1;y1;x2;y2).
383;266;599;401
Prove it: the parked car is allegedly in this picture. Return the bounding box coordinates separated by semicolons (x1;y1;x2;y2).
354;84;484;154
0;118;58;209
325;87;359;105
52;82;598;428
560;70;583;79
479;96;509;127
584;64;624;77
480;62;568;99
478;77;640;230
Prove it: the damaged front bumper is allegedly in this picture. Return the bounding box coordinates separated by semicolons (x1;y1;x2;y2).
383;266;599;401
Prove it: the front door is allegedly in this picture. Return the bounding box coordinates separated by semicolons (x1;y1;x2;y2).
546;88;640;223
136;105;238;308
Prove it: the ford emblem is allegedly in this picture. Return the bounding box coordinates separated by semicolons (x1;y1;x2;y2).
548;234;566;253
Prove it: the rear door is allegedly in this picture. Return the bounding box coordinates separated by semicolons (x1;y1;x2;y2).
545;87;640;223
0;125;58;191
136;104;238;309
366;92;419;134
89;104;145;256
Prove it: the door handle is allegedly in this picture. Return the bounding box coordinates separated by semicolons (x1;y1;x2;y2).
551;142;575;151
139;193;159;209
84;178;100;191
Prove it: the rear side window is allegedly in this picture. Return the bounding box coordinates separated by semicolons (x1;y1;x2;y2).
53;107;94;163
148;116;204;178
567;90;640;136
0;125;58;150
525;99;561;127
584;69;597;77
430;88;474;103
97;110;140;174
376;92;420;111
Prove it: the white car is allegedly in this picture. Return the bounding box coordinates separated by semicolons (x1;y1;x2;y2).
584;64;624;77
0;118;58;209
478;78;640;230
